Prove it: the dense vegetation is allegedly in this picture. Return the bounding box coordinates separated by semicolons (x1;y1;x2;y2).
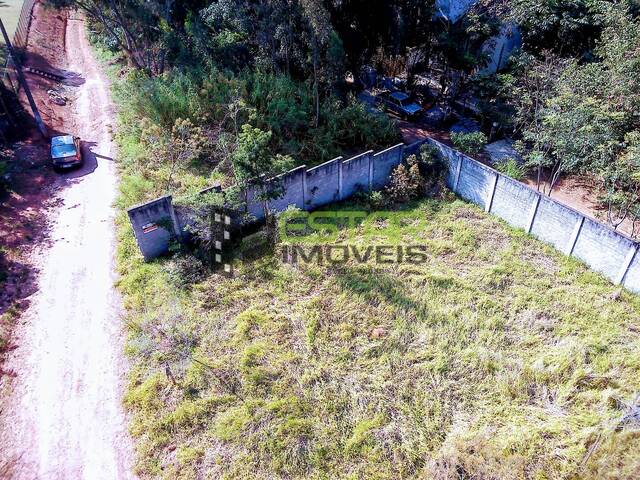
0;81;31;358
69;0;640;233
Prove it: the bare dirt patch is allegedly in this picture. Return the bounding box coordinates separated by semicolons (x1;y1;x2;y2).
0;1;74;363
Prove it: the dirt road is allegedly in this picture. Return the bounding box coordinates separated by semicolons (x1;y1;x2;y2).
0;7;135;480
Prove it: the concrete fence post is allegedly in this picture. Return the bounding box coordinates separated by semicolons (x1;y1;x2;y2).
453;154;463;192
485;173;499;213
301;166;307;207
616;245;639;285
526;195;541;234
566;216;585;256
338;158;344;200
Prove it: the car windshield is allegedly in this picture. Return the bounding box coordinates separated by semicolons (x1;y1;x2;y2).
51;136;77;159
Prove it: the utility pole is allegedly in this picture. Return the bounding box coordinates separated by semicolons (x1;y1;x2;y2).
0;17;47;138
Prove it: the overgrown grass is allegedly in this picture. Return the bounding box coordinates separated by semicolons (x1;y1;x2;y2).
95;33;640;480
117;194;640;479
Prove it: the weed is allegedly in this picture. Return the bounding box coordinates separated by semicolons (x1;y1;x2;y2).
495;157;526;180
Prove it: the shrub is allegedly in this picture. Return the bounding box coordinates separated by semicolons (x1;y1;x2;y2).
495;157;526;180
353;190;387;210
451;131;488;156
386;157;424;203
165;254;207;288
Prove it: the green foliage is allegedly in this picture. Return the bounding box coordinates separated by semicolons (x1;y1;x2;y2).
495;157;526;181
509;2;640;207
235;309;270;339
451;131;488;156
0;159;8;194
508;0;605;56
213;405;252;441
345;415;385;457
233;124;293;183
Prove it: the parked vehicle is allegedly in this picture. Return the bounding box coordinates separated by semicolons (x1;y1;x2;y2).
51;134;82;170
375;90;424;120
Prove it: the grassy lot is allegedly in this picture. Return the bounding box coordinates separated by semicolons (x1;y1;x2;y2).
116;192;640;479
94;31;640;480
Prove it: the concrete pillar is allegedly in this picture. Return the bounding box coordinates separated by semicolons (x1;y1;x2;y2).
485;173;499;213
338;158;344;200
526;195;541;234
566;216;585;256
301;166;307;207
616;245;638;285
453;154;463;192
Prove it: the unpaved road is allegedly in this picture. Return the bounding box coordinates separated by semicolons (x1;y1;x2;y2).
0;7;135;480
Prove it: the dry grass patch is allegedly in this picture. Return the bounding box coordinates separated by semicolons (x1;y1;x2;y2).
117;198;640;479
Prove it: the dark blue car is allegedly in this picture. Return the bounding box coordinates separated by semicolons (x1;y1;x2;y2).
51;134;83;171
375;90;423;120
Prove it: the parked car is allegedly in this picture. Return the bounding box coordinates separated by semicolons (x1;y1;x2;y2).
375;90;424;120
51;134;82;170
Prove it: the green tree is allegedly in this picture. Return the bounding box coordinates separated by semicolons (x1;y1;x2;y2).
231;124;294;221
508;0;605;56
600;132;640;235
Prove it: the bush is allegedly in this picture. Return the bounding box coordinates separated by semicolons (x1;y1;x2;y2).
451;131;488;156
352;190;387;210
386;156;424;203
495;157;526;180
165;254;207;288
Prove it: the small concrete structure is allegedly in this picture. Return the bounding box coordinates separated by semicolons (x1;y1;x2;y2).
127;196;181;261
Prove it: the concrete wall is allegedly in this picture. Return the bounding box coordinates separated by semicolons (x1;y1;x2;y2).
127;196;180;261
425;136;640;293
456;157;495;210
128;136;640;296
623;249;640;292
530;197;583;253
372;144;403;190
572;219;636;281
305;157;342;209
268;165;306;213
245;184;266;223
342;151;373;199
490;175;538;230
130;144;409;260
